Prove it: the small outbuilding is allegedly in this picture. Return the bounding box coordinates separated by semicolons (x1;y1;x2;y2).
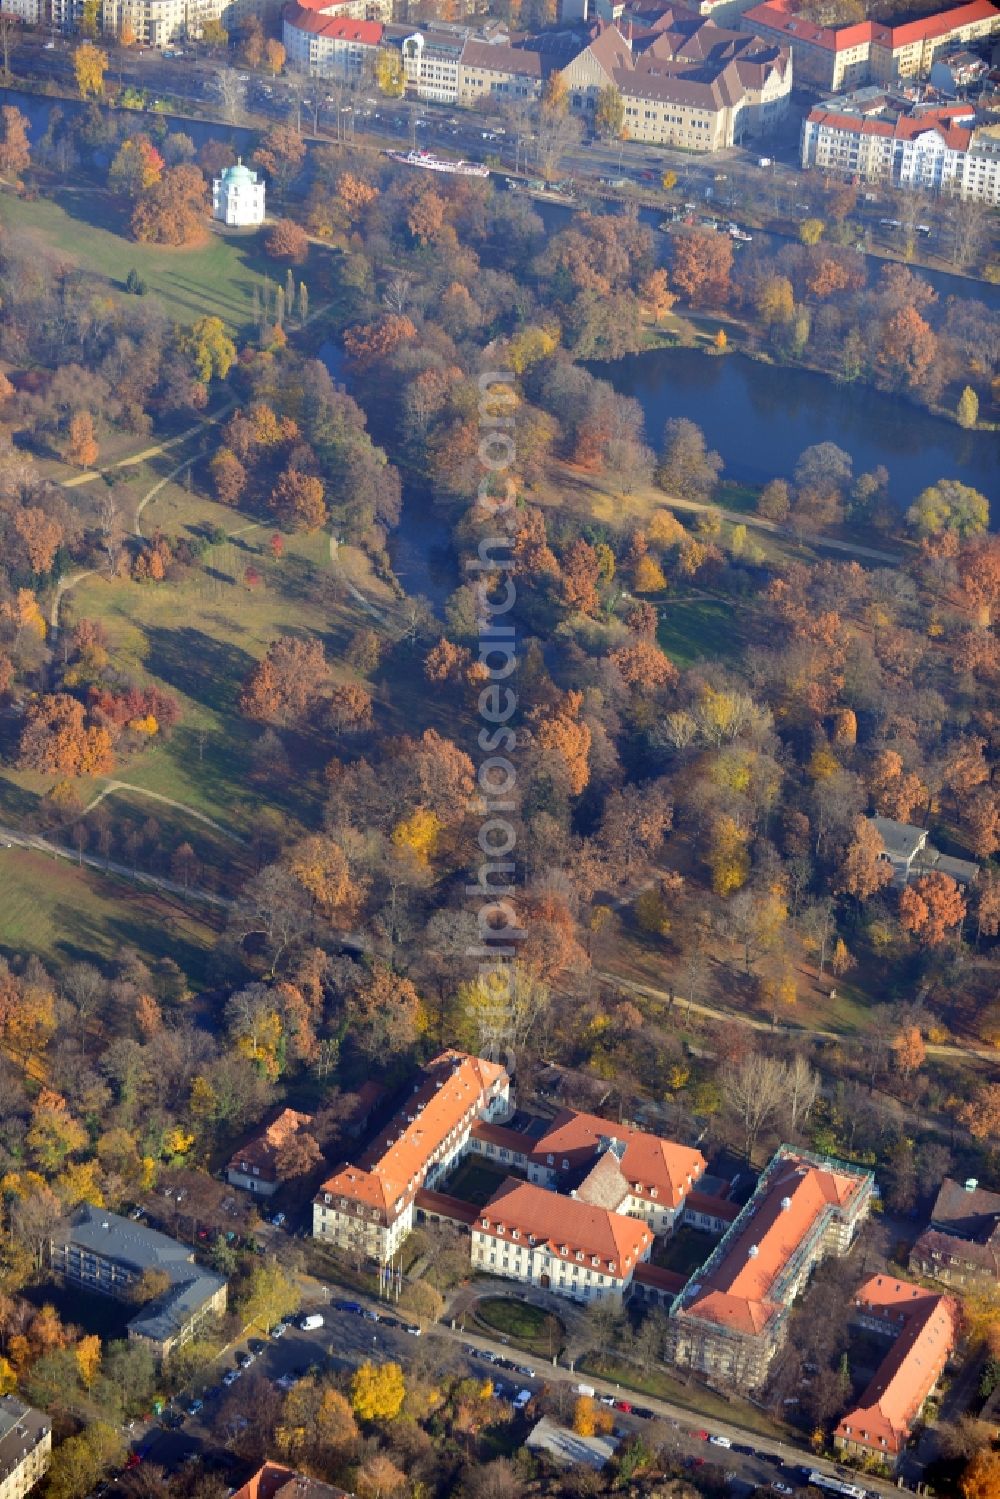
212;160;265;228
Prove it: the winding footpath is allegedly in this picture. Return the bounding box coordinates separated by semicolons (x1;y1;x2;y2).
0;824;232;908
79;779;246;844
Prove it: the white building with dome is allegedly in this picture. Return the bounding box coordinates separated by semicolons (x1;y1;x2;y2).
212;160;266;228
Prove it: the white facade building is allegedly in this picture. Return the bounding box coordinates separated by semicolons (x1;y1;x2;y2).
801;93;1000;203
212;161;266;226
283;7;383;74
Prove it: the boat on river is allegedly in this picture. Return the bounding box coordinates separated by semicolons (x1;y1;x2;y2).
385;149;489;178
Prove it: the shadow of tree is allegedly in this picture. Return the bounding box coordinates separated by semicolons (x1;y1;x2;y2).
144;624;256;713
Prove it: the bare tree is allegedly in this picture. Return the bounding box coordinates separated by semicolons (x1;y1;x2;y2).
382;276;411;315
0;14;19;79
724;1052;787;1161
212;68;247;124
785;1053;820;1134
534;110;583;182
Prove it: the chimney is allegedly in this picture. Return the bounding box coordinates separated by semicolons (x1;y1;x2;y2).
965;1178;979;1193
780;1196;792;1211
748;1244;759;1258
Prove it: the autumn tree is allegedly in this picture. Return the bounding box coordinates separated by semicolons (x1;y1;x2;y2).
350;1361;405;1422
958;536;1000;628
343;314;418;369
252;123;306;198
265;218;309;264
671;227;733;307
348;964;424;1058
66;412;99;470
73;43;107;98
18;695;114;778
709;815;750;897
531;692;591;797
210;448;247;506
961;1448;1000;1499
265;37;285;73
240;1261;299;1333
876;305;938;393
835;817;893;900
131;163;207;245
14;508;63;576
891;1025;926;1079
241;637;331;725
180;315;236;383
0;105;30;180
899;872;966;947
108;135;164;198
270;468;326;532
908;480;989;540
594;84;624;138
959;1084;1000;1143
656;417;722;502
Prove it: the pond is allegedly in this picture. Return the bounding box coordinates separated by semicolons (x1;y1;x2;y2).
593;346;999;517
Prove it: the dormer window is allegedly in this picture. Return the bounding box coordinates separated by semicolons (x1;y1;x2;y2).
650;1187;658;1199
324;1193;331;1204
609;1262;617;1273
512;1230;520;1241
481;1218;489;1228
592;1256;600;1267
576;1251;584;1261
547;1153;554;1165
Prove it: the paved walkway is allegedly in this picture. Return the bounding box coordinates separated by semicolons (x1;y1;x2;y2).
0;825;232;908
79;779;246;844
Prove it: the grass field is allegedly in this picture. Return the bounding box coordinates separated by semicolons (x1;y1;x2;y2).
0;469;396;843
577;1353;791;1440
0;847;220;978
474;1296;565;1357
0;187;311;330
657;596;743;667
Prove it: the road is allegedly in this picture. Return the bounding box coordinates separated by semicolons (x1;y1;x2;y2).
137;1290;902;1499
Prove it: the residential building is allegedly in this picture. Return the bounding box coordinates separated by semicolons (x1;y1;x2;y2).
50;1205;228;1358
390;24;468;99
742;0;1000;90
909;1177;1000;1287
472;1177;654;1303
285;0;390;22
230;1463;348;1499
213;160;266;226
835;1276;957;1466
0;1398;50;1499
283;4;383;70
861;816;981;885
100;0;282;45
929;44;990;91
560;13;792;150
526;1416;621;1470
801;91;1000;202
667;1147;874;1389
312;1050;511;1262
1;0;42;24
227;1108;316;1197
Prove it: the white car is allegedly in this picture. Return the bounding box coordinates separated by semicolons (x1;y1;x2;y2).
709;1435;732;1448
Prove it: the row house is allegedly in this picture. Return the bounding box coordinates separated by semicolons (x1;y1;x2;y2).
312;1050;511;1263
667;1147;874;1390
471;1178;653;1304
742;0;999;91
801;98;1000;204
835;1277;957;1468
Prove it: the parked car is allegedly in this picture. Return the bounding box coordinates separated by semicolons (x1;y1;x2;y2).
236;1350;255;1368
600;1396;616;1407
222;1368;242;1386
515;1365;535;1378
709;1435;732;1448
614;1400;633;1413
185;1399;204;1417
403;1324;422;1336
694;1430;710;1440
633;1407;655;1419
772;1484;794;1495
270;1212;286;1227
272;1322;288;1338
360;1308;380;1322
335;1300;363;1315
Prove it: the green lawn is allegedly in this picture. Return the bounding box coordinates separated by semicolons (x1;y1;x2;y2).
0;472;392;848
0;847;220;979
577;1352;791;1440
474;1295;565;1357
657;597;743;667
442;1158;524;1207
0;187;314;330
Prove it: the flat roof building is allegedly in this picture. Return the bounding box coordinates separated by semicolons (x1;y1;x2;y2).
51;1205;227;1358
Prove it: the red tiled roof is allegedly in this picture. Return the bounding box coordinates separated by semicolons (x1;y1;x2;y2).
836;1276;957;1455
231;1465;347;1499
532;1109;706;1209
745;0;998;52
471;1120;532;1154
477;1178;652;1278
635;1262;687;1293
679;1154;868;1338
316;1051;508;1222
806;103;973;149
285;6;383;40
414;1187;480;1224
686;1190;741;1223
227;1109;315;1184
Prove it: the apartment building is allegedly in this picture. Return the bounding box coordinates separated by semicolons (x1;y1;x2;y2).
561;13;792;150
50;1205;227;1358
909;1177;1000;1288
227;1108;315;1197
472;1178;654;1304
742;0;1000;90
801;93;1000;203
312;1050;511;1263
667;1147;874;1390
835;1276;957;1467
283;8;382;74
0;1399;50;1499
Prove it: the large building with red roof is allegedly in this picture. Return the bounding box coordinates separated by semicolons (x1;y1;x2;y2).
313;1051;512;1263
667;1147;874;1388
742;0;999;89
835;1276;957;1467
